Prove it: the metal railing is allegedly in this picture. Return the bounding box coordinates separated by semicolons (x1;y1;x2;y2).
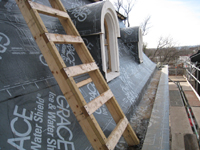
185;62;200;94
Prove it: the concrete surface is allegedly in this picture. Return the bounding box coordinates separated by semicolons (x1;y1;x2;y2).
170;107;193;134
169;76;186;82
169;76;200;150
142;66;169;150
169;90;184;107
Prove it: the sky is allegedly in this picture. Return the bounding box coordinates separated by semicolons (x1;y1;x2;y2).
110;0;200;48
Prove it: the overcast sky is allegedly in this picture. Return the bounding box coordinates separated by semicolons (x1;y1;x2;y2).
110;0;200;48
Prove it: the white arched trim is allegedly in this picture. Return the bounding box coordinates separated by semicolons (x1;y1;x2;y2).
100;1;120;82
138;27;143;63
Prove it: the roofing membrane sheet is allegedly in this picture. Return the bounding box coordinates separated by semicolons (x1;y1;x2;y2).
0;0;156;149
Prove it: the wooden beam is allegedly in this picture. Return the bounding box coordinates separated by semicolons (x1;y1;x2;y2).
29;1;69;19
45;33;83;44
84;89;113;115
104;19;112;73
106;117;128;150
64;62;98;77
77;78;92;88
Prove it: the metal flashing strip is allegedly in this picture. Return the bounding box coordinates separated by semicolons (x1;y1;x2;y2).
142;66;170;150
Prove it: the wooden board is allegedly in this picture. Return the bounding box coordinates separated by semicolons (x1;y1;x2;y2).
170;107;193;134
169;82;179;91
171;133;199;150
180;82;193;91
106;117;128;150
77;78;92;88
169;76;186;82
29;1;69;18
171;133;185;150
184;134;199;150
84;89;113;115
191;107;200;126
46;33;83;44
185;91;200;107
64;62;98;77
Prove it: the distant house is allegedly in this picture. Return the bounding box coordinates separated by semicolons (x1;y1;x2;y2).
0;0;155;149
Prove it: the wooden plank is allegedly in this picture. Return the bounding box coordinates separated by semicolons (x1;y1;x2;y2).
88;69;139;145
45;33;83;44
29;8;48;34
169;82;179;91
184;91;200;106
170;107;193;134
171;133;199;150
180;82;193;91
64;62;98;77
171;133;185;150
66;77;107;149
29;1;69;19
169;90;184;107
191;107;200;127
106;117;128;150
79;115;107;150
84;89;113;115
77;78;92;88
184;134;199;150
169;76;186;82
123;123;140;145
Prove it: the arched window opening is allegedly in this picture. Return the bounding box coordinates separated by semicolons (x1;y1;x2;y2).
104;19;111;73
100;4;120;82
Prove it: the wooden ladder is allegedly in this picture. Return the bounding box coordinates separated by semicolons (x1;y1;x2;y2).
15;0;139;149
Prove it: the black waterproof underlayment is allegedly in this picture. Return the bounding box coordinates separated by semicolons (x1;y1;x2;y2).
120;27;141;63
0;0;156;150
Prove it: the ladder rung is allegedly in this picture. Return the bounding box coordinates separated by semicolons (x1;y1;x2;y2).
77;78;92;88
64;62;98;77
45;33;83;44
29;1;69;19
84;89;113;115
106;117;128;150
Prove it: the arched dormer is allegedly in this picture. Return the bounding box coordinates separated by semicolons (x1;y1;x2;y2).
67;1;120;82
120;27;143;63
100;1;120;82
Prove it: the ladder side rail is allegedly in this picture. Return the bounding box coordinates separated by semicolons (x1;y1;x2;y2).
48;0;140;146
15;1;108;149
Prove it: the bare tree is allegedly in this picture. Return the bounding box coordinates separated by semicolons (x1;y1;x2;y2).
114;0;123;12
150;36;180;64
113;0;136;27
152;36;173;58
140;15;151;36
122;0;136;27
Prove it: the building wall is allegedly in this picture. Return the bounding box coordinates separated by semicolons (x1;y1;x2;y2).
0;0;156;149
